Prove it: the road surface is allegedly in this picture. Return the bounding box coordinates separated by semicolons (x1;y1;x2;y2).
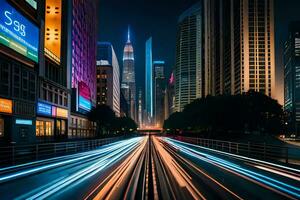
0;136;299;199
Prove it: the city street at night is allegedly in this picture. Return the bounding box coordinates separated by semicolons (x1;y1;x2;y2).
0;136;299;199
1;0;300;199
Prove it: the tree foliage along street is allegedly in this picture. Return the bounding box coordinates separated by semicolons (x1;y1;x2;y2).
88;105;137;137
164;91;284;136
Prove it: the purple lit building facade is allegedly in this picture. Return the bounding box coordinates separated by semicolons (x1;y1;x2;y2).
71;0;97;105
69;0;97;138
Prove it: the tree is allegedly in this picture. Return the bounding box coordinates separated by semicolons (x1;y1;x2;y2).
163;112;186;133
88;105;116;137
113;117;137;133
164;91;284;136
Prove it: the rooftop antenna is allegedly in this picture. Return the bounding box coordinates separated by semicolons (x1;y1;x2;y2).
127;25;130;42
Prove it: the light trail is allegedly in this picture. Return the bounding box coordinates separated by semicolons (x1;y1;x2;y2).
14;137;144;200
88;137;148;200
253;165;300;182
0;141;122;173
0;139;136;183
165;137;300;174
164;137;300;199
152;136;207;200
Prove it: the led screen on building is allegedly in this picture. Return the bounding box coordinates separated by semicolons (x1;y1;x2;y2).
78;81;92;112
0;0;39;63
44;0;61;64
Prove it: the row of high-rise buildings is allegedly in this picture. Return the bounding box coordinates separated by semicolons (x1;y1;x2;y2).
174;0;276;112
0;0;100;145
172;0;300;136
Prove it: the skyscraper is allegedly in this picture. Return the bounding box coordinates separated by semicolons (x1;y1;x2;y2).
145;37;153;123
96;42;120;117
122;27;136;121
208;0;275;97
69;0;97;138
175;2;203;112
153;61;165;127
284;22;300;135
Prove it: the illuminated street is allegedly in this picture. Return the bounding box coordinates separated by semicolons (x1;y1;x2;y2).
0;136;299;199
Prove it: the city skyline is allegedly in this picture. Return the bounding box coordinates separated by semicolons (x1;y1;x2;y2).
99;0;300;105
0;0;300;199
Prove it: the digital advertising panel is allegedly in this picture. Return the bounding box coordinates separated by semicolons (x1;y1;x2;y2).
37;102;52;116
78;81;92;112
44;0;61;64
0;0;39;63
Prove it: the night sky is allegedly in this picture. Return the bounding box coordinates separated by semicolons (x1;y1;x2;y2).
98;0;300;105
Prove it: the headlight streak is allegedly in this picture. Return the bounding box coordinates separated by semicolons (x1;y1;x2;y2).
164;138;300;199
152;137;207;200
0;140;135;183
24;137;143;200
0;141;122;173
158;138;242;200
88;137;148;200
253;165;300;182
165;138;300;174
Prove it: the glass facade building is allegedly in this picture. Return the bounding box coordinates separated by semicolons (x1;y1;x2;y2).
71;0;97;105
175;2;202;112
284;22;300;135
145;37;153;121
153;61;165;127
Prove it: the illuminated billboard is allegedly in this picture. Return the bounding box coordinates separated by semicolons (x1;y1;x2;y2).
37;102;52;116
44;0;61;64
56;107;68;118
0;0;39;63
0;98;12;114
78;81;92;112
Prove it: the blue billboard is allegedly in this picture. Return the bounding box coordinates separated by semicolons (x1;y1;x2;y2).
0;0;39;62
37;102;52;116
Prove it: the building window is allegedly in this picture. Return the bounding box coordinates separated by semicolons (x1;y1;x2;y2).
0;118;4;137
36;120;54;137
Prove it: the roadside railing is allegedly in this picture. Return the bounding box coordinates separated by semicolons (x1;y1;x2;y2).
0;137;123;167
169;136;300;165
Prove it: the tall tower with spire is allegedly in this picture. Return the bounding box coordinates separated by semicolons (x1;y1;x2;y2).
121;26;136;120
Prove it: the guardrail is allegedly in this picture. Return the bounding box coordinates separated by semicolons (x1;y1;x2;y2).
169;136;300;165
0;137;123;167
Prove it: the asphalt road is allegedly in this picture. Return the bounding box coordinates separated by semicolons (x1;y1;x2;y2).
0;136;299;200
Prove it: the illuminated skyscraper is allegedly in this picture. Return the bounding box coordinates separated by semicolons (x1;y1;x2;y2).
153;61;165;127
145;37;153;122
96;42;120;117
175;2;202;112
69;0;97;138
284;22;300;135
205;0;275;97
222;0;274;97
121;27;136;120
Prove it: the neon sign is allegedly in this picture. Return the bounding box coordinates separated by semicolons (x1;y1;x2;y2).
0;0;39;62
16;119;32;125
